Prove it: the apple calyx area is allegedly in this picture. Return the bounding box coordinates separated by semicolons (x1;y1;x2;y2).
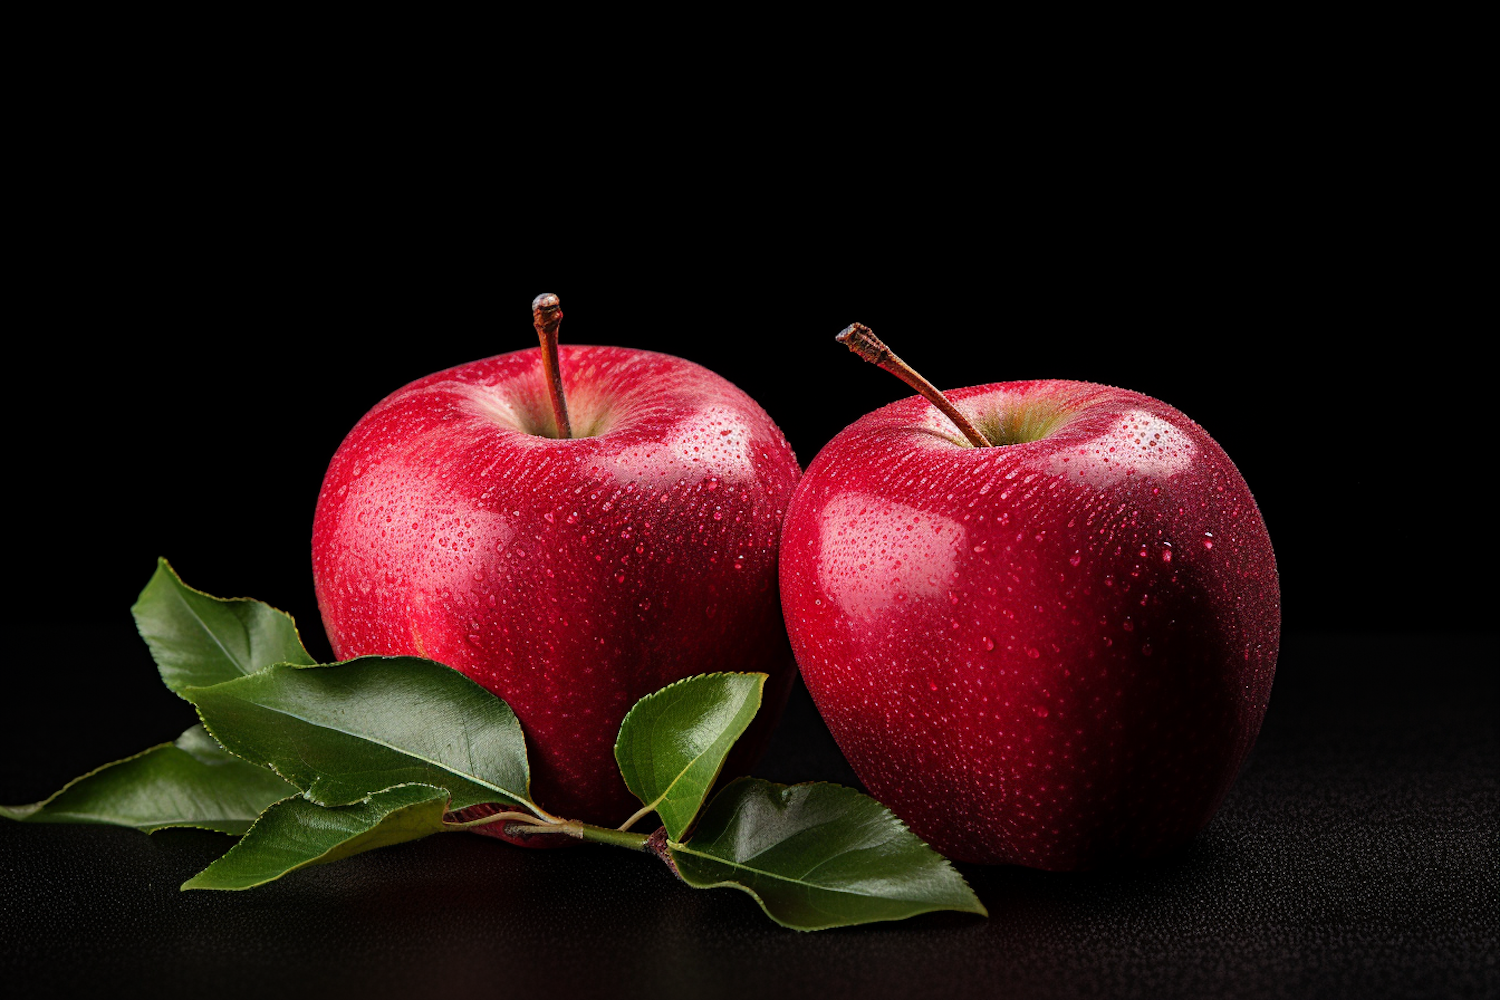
836;322;993;448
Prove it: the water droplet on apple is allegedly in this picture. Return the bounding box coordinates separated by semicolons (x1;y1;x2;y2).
543;511;555;523
1069;552;1082;566
1161;545;1172;562
1034;706;1050;718
982;636;995;651
1027;647;1040;658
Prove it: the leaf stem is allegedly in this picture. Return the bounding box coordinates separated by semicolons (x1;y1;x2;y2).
442;811;651;852
569;822;652;851
532;293;572;439
836;323;992;448
442;810;554;832
617;802;658;832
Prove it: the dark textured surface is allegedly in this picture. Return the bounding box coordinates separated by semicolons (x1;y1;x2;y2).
2;631;1496;999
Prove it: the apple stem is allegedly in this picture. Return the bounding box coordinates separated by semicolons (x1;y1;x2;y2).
836;323;993;448
532;292;573;439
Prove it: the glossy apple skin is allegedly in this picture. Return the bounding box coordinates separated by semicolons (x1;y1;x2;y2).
313;345;801;827
780;380;1279;869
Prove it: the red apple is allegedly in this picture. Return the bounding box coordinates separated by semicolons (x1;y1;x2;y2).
312;304;801;828
780;354;1278;869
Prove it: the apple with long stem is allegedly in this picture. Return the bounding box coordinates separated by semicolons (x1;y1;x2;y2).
779;323;1279;869
312;295;801;829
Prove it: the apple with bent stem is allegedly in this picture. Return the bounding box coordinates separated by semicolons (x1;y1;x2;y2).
312;295;801;830
779;324;1279;869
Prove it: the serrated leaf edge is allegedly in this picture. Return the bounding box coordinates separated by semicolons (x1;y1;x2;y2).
667;778;988;932
133;558;314;682
0;725;291;835
0;740;177;823
614;671;767;828
181;658;534;811
180;782;453;891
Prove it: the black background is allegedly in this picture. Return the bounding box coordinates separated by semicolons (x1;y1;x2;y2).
3;47;1495;1000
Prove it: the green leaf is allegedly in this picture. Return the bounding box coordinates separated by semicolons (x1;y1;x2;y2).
614;672;765;840
183;656;532;812
0;725;297;834
669;778;988;931
182;783;450;890
132;558;314;692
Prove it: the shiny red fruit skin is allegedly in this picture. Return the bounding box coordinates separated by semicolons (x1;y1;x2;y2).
313;345;801;827
780;380;1279;869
